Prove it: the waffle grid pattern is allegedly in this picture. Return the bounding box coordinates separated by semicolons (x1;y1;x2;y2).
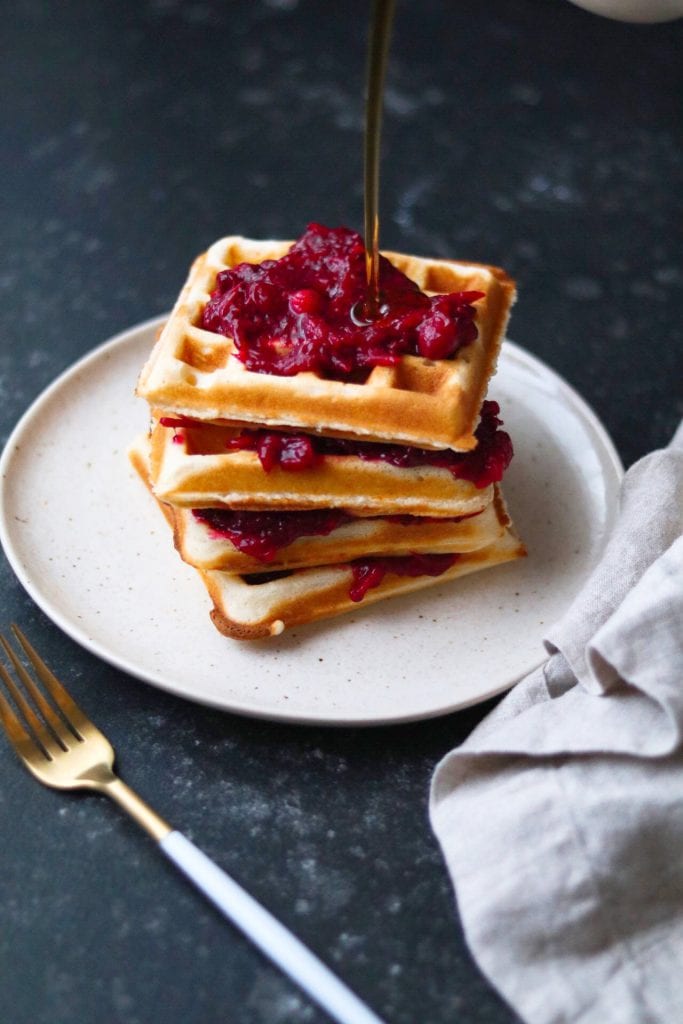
137;237;516;451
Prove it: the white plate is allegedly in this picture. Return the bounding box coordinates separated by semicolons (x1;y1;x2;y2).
0;318;622;725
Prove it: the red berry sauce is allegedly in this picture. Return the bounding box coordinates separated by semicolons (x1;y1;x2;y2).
193;508;470;563
221;400;512;489
200;223;484;379
227;430;321;472
193;508;350;563
348;553;459;602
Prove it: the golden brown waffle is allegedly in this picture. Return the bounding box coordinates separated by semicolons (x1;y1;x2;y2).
129;437;525;640
204;528;525;639
131;433;507;570
170;495;507;573
136;236;516;451
148;417;494;518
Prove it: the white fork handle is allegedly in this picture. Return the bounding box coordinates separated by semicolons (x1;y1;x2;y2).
160;831;387;1024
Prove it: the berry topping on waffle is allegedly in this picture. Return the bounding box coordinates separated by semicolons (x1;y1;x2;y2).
136;234;516;450
208;399;512;487
201;223;484;378
348;552;460;602
193;507;351;563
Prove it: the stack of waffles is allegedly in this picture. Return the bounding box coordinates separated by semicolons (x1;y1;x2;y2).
131;233;526;639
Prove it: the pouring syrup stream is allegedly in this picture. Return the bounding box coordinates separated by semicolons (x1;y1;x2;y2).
361;0;396;320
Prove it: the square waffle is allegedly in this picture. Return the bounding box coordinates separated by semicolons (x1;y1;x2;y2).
170;495;507;573
129;436;525;639
203;529;525;640
131;428;507;571
136;236;516;451
148;416;494;518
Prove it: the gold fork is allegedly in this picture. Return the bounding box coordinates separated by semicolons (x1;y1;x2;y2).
0;625;386;1024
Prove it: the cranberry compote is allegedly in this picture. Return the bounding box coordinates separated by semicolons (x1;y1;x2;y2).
224;401;512;488
348;553;459;602
193;508;350;563
227;430;321;472
201;224;484;378
193;508;471;563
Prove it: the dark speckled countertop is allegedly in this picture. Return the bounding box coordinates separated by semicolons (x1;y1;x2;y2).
1;2;681;1023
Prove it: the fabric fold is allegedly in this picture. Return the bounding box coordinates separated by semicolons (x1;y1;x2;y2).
430;424;683;1024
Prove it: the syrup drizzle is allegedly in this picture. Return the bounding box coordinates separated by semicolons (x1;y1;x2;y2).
361;0;396;320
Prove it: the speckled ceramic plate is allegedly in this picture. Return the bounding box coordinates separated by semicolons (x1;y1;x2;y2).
0;317;622;726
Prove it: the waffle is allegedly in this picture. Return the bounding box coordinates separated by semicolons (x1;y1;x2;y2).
204;527;525;639
149;417;493;518
136;236;516;451
129;437;525;639
169;494;508;572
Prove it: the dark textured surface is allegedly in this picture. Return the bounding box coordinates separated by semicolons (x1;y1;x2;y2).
0;2;681;1023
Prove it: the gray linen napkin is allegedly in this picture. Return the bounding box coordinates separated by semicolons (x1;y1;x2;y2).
430;422;683;1024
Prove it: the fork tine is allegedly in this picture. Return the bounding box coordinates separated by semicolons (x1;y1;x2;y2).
0;682;46;757
0;634;74;749
10;625;88;739
0;659;55;761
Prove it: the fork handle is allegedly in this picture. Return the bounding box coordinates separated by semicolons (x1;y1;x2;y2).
160;831;387;1024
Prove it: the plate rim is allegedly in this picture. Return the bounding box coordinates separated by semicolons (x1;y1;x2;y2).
0;317;624;727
